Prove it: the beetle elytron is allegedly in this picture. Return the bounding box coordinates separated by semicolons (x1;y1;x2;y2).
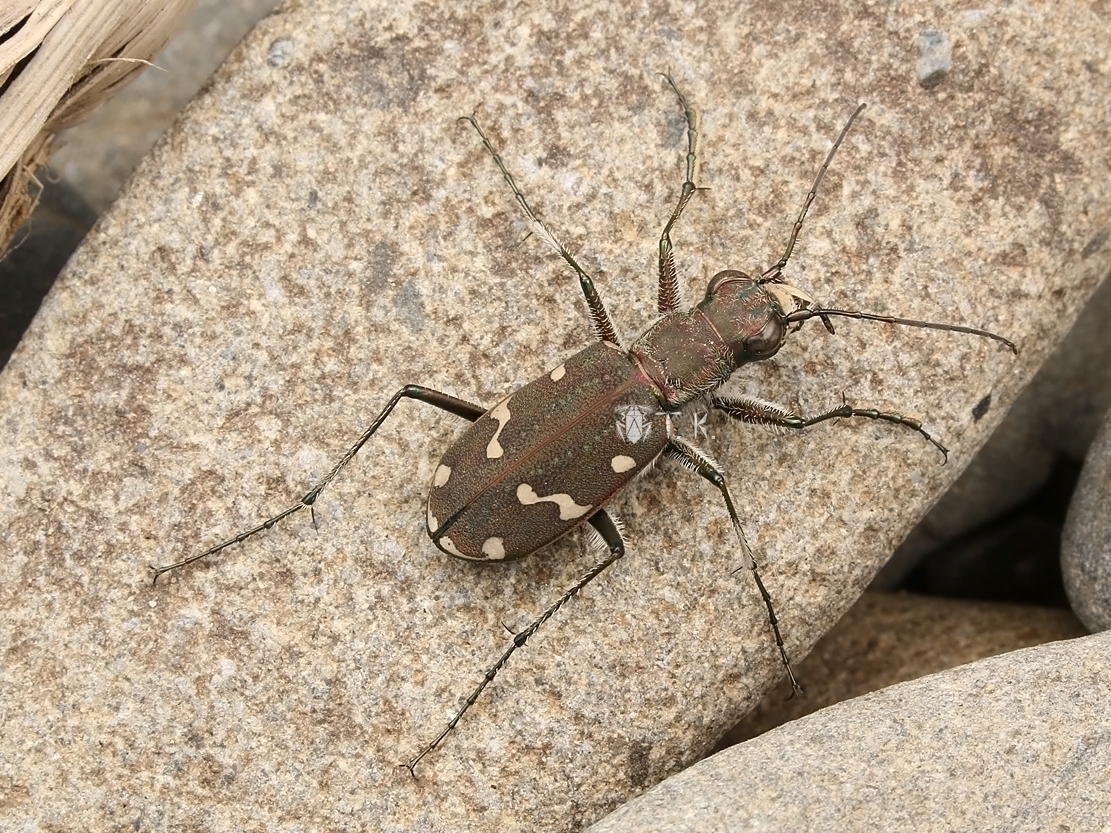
153;76;1016;774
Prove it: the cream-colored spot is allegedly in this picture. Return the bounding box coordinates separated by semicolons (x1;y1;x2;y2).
433;464;451;487
439;536;464;557
611;455;636;473
426;505;439;533
486;398;512;459
516;483;592;521
549;364;566;381
603;340;623;351
482;537;506;560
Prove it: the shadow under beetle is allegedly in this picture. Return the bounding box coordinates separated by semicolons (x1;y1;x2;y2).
153;76;1017;774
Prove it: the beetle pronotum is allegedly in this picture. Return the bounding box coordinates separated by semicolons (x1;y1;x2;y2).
153;77;1016;774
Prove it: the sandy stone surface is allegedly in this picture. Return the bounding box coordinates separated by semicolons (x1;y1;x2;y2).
587;632;1111;832
878;268;1111;589
1;1;1109;830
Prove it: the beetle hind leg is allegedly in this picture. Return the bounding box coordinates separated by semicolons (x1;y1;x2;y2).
404;509;626;776
150;386;486;582
665;435;803;696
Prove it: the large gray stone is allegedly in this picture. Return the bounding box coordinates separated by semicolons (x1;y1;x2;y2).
1;1;1109;830
1062;405;1111;631
588;633;1111;832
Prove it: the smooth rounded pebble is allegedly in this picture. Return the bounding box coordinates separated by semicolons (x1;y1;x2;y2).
722;591;1086;744
1062;405;1111;631
587;633;1111;832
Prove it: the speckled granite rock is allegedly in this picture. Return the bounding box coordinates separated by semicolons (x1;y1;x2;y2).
1;1;1109;830
50;0;282;214
587;632;1111;832
1062;406;1111;631
1;0;282;367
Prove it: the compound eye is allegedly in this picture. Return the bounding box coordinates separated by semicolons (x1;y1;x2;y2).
743;316;785;359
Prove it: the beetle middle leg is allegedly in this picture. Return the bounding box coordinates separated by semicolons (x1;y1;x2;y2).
664;435;803;694
710;393;949;461
151;386;485;581
404;509;627;776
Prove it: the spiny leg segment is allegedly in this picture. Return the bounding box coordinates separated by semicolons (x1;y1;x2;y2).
711;393;951;462
461;114;621;346
150;386;485;582
664;435;802;695
404;509;628;776
657;74;702;315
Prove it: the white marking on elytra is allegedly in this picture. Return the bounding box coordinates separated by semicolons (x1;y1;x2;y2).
549;364;566;382
439;535;464;557
427;505;439;533
433;464;452;487
482;537;506;560
516;483;592;520
611;455;636;473
486;398;512;459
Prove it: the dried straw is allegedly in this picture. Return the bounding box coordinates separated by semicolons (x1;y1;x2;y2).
0;0;199;255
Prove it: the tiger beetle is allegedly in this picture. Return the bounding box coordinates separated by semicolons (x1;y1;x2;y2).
152;76;1017;775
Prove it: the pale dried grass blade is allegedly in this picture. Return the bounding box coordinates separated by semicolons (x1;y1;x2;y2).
0;0;198;256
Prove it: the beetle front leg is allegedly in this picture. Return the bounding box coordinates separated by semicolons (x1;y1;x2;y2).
404;509;627;776
461;114;621;346
665;436;803;695
657;74;702;315
710;393;949;462
151;386;486;582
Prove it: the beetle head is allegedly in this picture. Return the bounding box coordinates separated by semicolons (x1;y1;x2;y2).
698;269;818;366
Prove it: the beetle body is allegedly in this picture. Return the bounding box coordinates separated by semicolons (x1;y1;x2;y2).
427;341;668;562
427;273;800;563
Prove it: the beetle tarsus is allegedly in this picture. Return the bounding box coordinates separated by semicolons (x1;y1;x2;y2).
711;394;951;461
664;435;801;687
657;73;701;315
462;114;622;346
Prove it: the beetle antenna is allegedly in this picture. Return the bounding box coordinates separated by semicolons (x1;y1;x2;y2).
784;307;1018;353
760;103;867;284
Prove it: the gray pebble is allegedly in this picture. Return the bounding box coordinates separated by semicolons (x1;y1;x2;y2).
588;633;1111;832
1062;404;1111;631
917;28;953;87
